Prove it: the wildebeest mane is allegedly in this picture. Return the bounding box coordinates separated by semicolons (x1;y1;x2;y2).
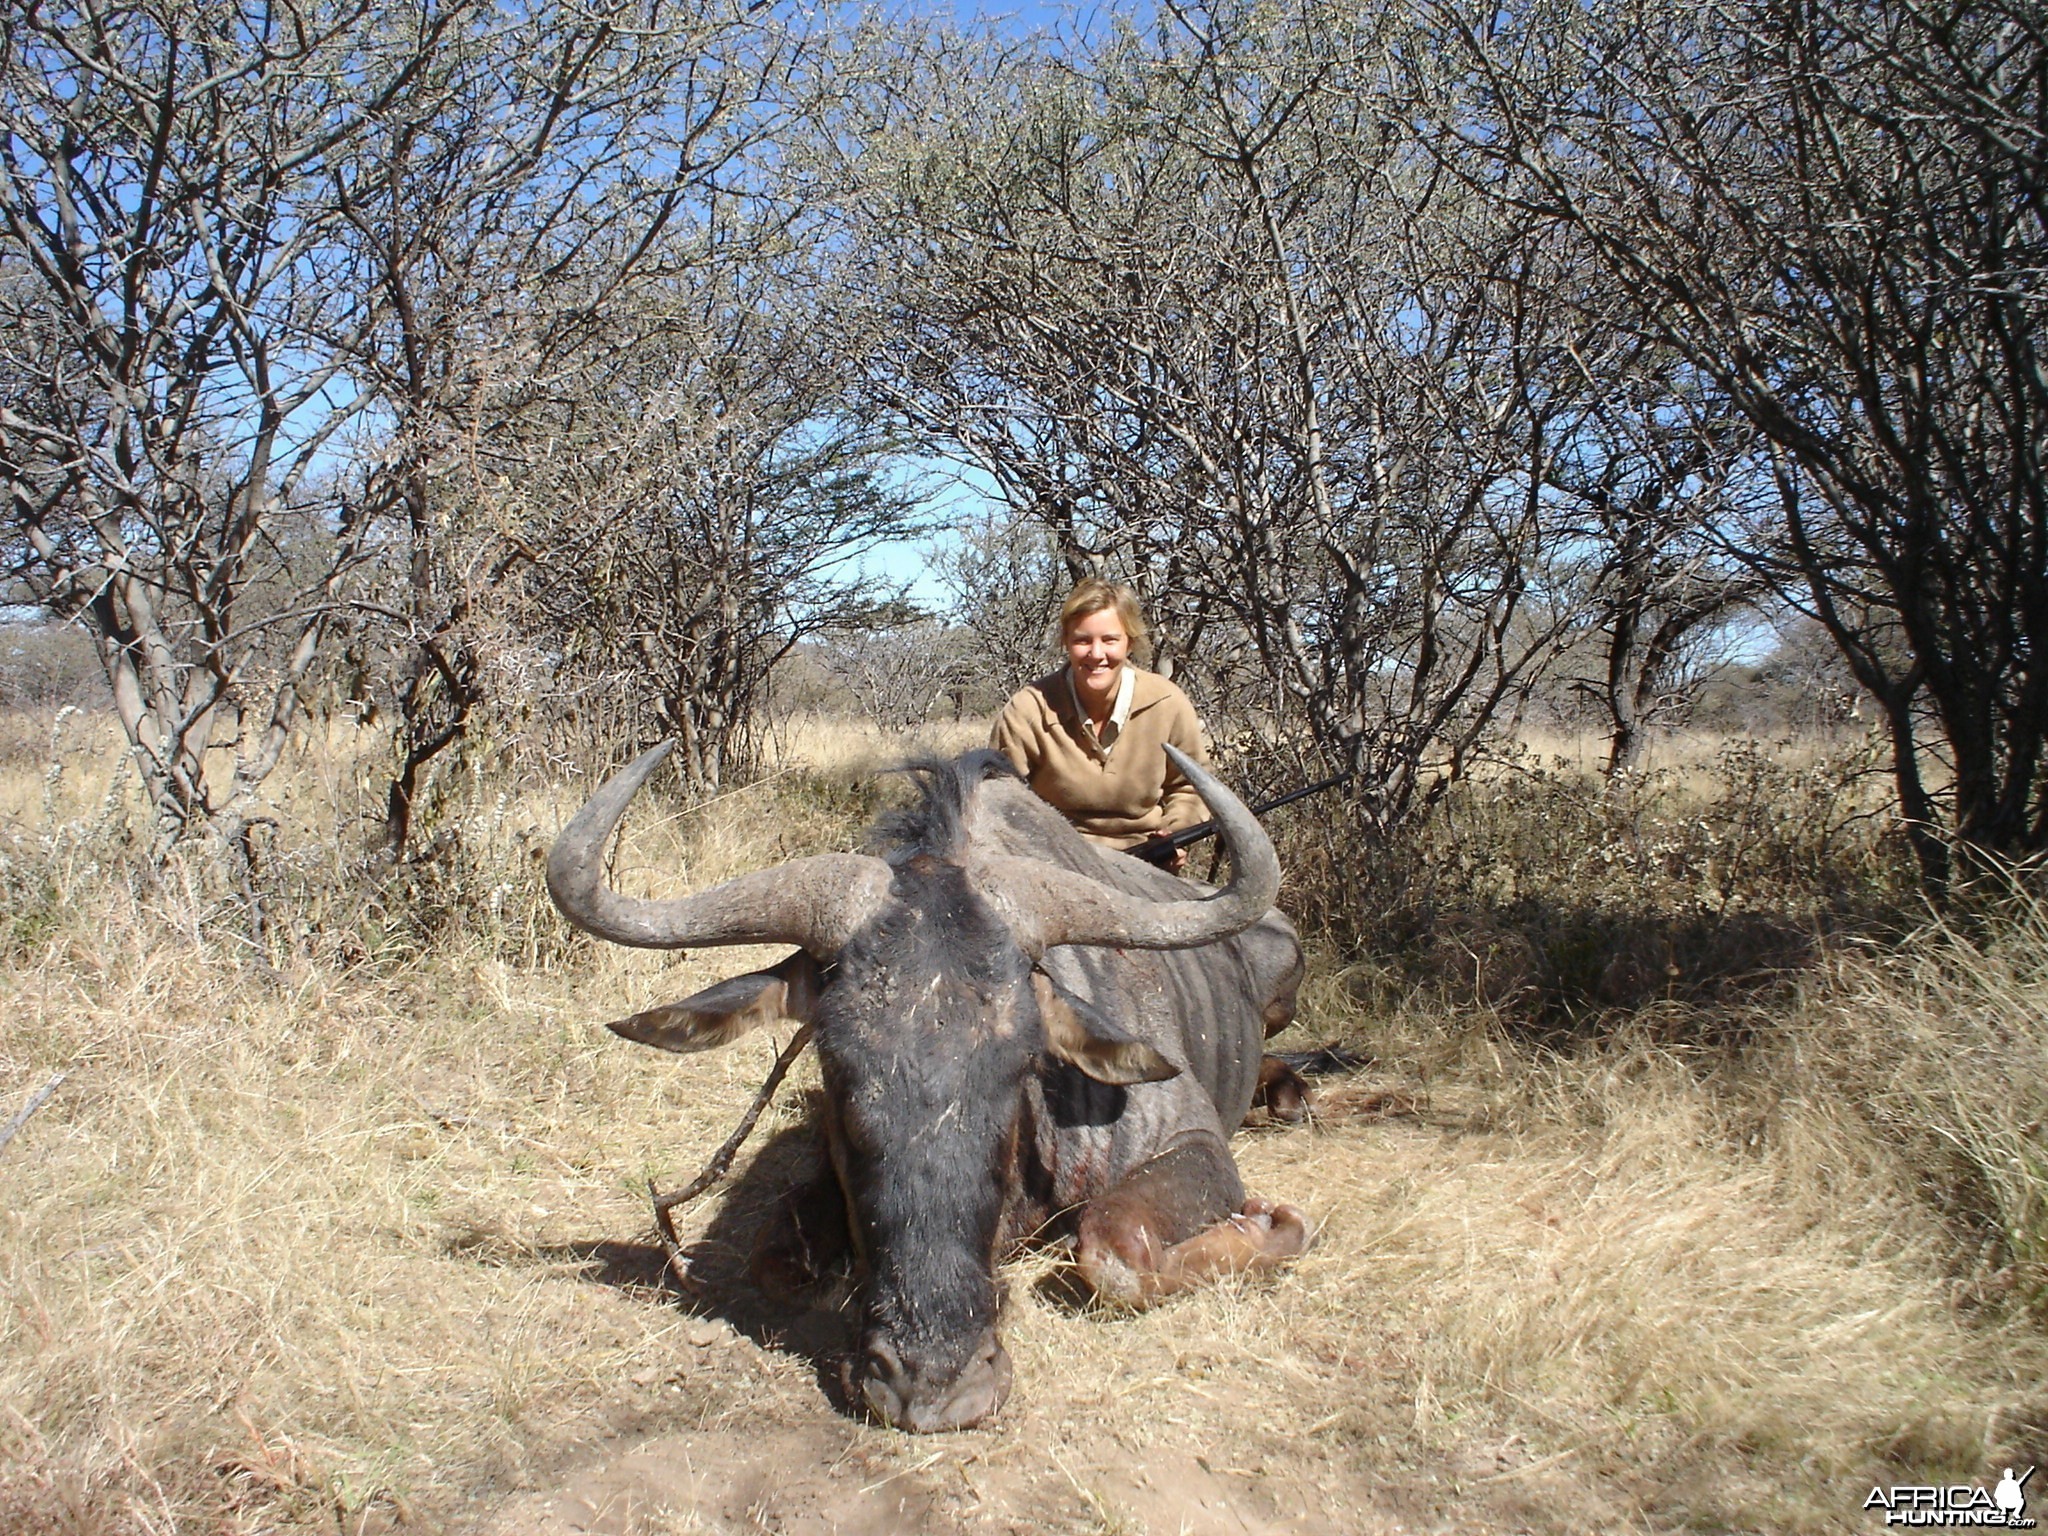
871;749;1021;864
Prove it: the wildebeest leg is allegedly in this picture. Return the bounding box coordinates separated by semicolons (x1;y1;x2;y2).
1248;1054;1311;1124
749;1168;854;1298
1074;1137;1310;1308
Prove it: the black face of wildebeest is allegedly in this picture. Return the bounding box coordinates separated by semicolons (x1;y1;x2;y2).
545;746;1281;1432
817;852;1038;1430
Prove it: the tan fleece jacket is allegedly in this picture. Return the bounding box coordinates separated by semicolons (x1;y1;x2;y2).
989;666;1211;848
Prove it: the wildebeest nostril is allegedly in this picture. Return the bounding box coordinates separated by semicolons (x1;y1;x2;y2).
862;1338;904;1383
855;1339;910;1423
860;1374;904;1424
857;1335;1014;1433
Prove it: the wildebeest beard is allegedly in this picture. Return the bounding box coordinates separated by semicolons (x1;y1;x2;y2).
817;854;1035;1431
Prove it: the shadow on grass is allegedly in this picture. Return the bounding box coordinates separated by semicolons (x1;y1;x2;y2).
1379;901;1900;1045
496;1070;1364;1415
514;1118;862;1415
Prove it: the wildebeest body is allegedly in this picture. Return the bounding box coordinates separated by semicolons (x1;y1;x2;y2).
969;770;1302;1136
549;746;1310;1432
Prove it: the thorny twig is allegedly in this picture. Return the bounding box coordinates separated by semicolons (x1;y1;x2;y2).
648;1025;813;1288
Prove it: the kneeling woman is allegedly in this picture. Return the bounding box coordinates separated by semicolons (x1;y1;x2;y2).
990;579;1209;872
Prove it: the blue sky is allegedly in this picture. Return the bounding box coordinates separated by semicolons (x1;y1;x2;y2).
852;452;1013;612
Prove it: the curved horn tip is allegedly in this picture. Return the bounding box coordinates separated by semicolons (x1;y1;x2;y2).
623;739;678;777
1162;745;1238;809
1163;744;1227;790
579;740;679;814
547;741;682;925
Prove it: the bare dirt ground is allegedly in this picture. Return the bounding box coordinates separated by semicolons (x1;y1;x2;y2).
475;1418;1491;1536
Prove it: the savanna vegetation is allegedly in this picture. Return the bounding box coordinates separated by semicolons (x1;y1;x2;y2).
3;0;2045;1531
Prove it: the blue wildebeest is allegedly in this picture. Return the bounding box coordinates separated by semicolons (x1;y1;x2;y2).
547;744;1310;1432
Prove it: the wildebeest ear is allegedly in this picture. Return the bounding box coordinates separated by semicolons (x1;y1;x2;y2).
1031;970;1180;1086
606;950;822;1054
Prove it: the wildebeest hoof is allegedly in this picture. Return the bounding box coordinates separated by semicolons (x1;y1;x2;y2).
1249;1055;1312;1124
1076;1192;1313;1309
1233;1196;1313;1258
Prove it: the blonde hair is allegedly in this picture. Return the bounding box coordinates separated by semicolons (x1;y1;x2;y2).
1059;578;1151;666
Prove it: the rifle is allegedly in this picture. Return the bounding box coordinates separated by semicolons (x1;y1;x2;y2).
1129;772;1351;868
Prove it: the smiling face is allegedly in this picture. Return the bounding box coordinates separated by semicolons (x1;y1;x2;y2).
1063;606;1132;716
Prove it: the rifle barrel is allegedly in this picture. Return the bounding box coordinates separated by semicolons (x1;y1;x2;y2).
1132;771;1351;864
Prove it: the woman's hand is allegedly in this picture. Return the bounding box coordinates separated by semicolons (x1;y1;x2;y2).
1145;829;1188;875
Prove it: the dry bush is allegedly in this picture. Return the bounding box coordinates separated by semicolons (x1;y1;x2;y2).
761;709;987;776
1276;946;2048;1526
1325;1035;2048;1527
0;710;147;962
0;897;835;1532
1272;729;1915;1032
0;715;888;1534
0;625;104;714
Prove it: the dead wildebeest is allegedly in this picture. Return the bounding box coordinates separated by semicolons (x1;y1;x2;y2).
548;744;1310;1432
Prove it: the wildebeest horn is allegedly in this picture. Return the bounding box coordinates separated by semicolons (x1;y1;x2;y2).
981;746;1281;954
547;743;891;954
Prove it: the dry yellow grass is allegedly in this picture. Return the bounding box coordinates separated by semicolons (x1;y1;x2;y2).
2;711;2043;1534
761;711;987;776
